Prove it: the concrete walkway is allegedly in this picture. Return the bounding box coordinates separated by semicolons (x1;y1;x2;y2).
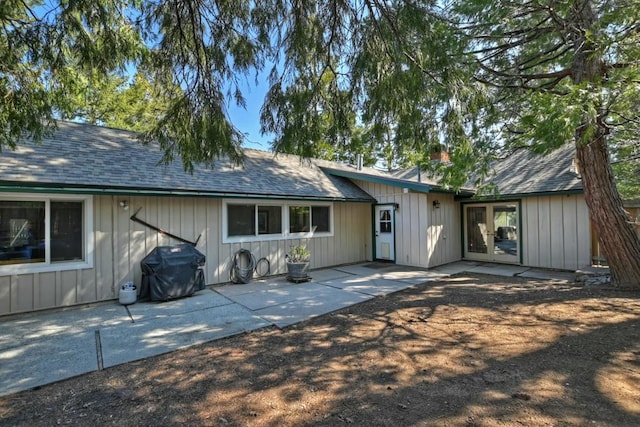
0;261;575;397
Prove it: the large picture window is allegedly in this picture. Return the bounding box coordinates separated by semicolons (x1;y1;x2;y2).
223;200;332;242
0;201;46;264
0;195;93;273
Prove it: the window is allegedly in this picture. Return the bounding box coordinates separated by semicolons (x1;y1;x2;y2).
0;195;93;273
289;205;332;234
228;204;256;236
227;203;283;237
312;206;330;232
51;201;84;262
289;206;310;233
0;201;45;264
258;206;282;235
379;209;392;233
223;200;332;242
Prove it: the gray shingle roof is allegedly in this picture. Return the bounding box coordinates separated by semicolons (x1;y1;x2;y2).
484;144;583;195
388;145;583;197
0;121;375;202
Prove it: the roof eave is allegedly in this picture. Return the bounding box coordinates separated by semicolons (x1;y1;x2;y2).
321;167;434;193
0;182;376;203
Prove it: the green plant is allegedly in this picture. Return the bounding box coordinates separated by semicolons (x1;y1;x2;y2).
288;245;310;263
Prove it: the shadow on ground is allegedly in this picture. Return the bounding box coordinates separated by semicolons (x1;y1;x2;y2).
0;273;638;426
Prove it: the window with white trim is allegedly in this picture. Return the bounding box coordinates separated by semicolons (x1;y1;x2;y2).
0;194;93;273
223;200;332;243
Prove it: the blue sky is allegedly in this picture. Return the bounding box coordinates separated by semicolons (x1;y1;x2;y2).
227;82;273;151
225;63;277;152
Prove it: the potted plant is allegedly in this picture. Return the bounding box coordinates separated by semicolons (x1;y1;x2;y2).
286;244;311;281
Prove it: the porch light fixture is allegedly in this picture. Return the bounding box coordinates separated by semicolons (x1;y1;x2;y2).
432;200;441;209
119;200;129;210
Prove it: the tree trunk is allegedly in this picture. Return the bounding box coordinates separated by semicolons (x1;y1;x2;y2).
572;0;640;288
576;138;640;288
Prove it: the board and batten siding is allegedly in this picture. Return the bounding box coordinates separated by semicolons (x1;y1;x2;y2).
520;194;591;270
0;195;372;316
426;193;462;268
352;180;461;268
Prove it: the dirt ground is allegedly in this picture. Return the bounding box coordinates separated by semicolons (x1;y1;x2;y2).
0;273;639;427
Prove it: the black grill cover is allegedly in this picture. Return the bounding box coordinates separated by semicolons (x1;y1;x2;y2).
140;244;206;301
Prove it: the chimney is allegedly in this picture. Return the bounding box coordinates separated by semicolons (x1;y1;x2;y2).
430;144;450;163
356;153;363;171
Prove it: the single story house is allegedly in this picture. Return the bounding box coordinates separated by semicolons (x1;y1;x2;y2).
0;122;590;315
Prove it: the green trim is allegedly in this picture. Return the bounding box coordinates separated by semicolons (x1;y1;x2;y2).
0;184;374;203
518;199;523;265
392;207;397;263
371;204;376;260
460;204;465;259
457;189;583;201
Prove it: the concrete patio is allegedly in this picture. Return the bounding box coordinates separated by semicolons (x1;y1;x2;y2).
0;261;575;397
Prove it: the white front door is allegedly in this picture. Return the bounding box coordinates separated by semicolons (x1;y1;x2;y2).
374;205;395;261
464;203;519;263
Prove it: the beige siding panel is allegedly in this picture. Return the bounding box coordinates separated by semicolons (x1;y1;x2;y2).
276;240;287;275
115;197;131;290
520;199;528;266
143;196;160;256
36;272;57;309
427;200;437;266
525;198;540;267
562;196;579;270
520;195;591;270
427;194;461;268
408;194;421;266
157;197;173;247
58;270;77;306
77;269;97;303
14;275;34;312
130;198;147;288
207;199;221;284
549;198;565;269
576;196;591;268
169;198;182;246
95;195;115;300
0;276;10;315
418;195;428;266
193;198;208;277
181;198;196;246
521;197;536;268
537;197;552;268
